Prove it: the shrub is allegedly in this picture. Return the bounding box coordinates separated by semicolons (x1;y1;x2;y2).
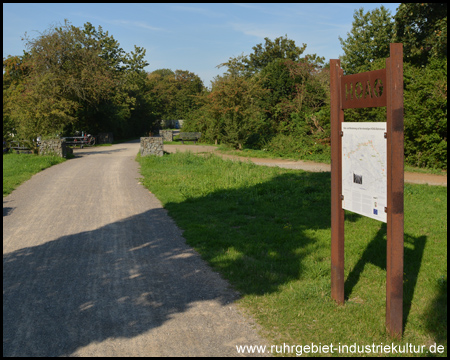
403;58;447;169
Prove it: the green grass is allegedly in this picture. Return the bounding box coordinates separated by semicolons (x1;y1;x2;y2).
217;146;447;175
163;140;218;146
404;164;447;175
137;151;447;356
163;139;330;162
217;145;332;164
163;136;218;146
3;152;66;197
218;145;294;158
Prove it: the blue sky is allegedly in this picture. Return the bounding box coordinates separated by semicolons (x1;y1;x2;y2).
3;3;400;88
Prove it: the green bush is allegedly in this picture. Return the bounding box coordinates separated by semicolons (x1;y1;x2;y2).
264;133;331;162
403;58;447;170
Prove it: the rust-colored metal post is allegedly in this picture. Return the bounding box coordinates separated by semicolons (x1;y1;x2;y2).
330;59;345;304
385;43;404;338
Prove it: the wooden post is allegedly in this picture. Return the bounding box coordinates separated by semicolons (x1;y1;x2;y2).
330;59;345;304
385;43;404;338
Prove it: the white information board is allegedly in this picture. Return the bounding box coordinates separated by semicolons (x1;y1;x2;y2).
342;122;387;222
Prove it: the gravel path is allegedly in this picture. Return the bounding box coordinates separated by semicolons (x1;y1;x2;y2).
3;140;268;357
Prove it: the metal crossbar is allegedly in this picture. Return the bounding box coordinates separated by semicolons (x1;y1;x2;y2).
9;140;32;153
61;135;95;148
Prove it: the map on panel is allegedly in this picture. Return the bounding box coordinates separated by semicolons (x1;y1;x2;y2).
342;122;387;222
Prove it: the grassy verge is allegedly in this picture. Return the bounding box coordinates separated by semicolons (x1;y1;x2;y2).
404;164;447;175
3;153;66;197
217;146;447;175
163;141;212;145
137;151;447;356
163;139;218;146
216;145;331;164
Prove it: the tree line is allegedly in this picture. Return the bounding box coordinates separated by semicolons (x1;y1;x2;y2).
3;20;204;143
3;4;447;169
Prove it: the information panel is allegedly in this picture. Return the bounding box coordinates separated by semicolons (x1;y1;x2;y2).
342;122;387;222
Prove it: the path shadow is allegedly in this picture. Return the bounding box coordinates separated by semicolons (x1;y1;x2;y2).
72;147;129;157
344;223;427;331
162;170;360;296
3;200;14;217
3;208;237;357
424;276;447;344
3;207;14;216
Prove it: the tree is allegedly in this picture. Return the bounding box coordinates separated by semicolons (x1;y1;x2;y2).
3;52;33;139
4;20;118;140
82;22;127;72
218;35;324;77
216;53;250;78
3;20;155;141
26;20;117;105
245;35;308;74
182;89;223;145
258;58;328;135
147;69;204;122
185;74;267;149
394;3;447;67
191;35;328;151
214;74;268;149
339;6;395;74
146;69;177;121
173;70;204;119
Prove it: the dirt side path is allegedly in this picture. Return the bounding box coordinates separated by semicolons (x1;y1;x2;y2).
164;144;447;186
3;141;268;357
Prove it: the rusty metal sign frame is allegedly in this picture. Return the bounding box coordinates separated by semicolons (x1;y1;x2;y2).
341;68;387;109
330;43;404;338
